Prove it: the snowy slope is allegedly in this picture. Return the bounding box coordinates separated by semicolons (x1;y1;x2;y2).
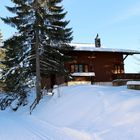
0;84;140;140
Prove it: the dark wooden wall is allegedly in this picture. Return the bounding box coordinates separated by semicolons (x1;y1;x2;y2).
65;51;124;82
41;51;125;89
41;75;65;89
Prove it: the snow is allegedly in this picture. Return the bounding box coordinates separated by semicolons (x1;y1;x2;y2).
69;43;140;54
71;72;95;76
127;81;140;85
1;84;140;140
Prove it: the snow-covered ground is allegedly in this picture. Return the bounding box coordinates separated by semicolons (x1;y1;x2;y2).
0;84;140;140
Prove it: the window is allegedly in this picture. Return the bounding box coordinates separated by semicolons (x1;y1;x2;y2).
70;64;89;72
70;65;75;73
79;65;83;72
85;65;88;72
114;65;124;74
75;65;79;72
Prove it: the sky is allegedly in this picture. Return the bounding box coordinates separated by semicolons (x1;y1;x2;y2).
0;0;140;73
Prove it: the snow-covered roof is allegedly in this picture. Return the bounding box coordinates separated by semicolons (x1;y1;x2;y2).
71;72;95;77
69;43;140;54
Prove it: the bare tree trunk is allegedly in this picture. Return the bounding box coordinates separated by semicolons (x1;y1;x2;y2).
35;28;41;103
30;2;42;113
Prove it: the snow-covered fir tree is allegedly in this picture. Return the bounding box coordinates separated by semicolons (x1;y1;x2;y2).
0;36;30;110
0;30;4;91
39;0;73;81
2;36;30;92
0;30;3;47
1;0;72;110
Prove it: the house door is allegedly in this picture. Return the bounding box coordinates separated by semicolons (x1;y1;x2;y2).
50;74;56;89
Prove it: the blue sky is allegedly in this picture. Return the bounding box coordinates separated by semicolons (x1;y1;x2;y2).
0;0;140;72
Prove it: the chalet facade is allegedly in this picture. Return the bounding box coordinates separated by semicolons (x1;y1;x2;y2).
41;35;140;88
65;43;140;84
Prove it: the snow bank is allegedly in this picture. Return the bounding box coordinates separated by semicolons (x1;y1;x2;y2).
127;81;140;85
1;85;140;140
127;81;140;90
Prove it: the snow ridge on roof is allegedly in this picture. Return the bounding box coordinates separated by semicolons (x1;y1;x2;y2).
69;43;140;54
69;43;96;47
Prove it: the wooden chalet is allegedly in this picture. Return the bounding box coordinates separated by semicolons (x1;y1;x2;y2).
41;35;140;88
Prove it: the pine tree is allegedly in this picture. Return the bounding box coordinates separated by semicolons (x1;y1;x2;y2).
0;35;30;110
1;0;72;110
30;0;73;109
2;36;29;91
0;30;4;91
0;30;3;46
40;0;73;77
0;29;3;61
1;0;44;107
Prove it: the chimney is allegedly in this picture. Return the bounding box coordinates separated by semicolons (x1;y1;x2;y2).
95;34;101;48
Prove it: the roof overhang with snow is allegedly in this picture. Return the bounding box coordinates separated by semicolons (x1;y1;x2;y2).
69;43;140;55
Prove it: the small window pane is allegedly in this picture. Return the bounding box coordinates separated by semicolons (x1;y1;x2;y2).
114;65;117;74
114;65;122;74
71;65;75;73
79;65;83;72
85;65;88;72
118;66;121;73
75;65;78;72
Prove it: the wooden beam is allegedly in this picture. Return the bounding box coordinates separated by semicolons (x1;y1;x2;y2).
123;54;129;61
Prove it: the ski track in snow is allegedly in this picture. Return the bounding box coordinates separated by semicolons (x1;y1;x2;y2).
1;85;140;140
18;115;94;140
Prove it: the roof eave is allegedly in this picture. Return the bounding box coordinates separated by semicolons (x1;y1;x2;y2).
70;49;140;55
